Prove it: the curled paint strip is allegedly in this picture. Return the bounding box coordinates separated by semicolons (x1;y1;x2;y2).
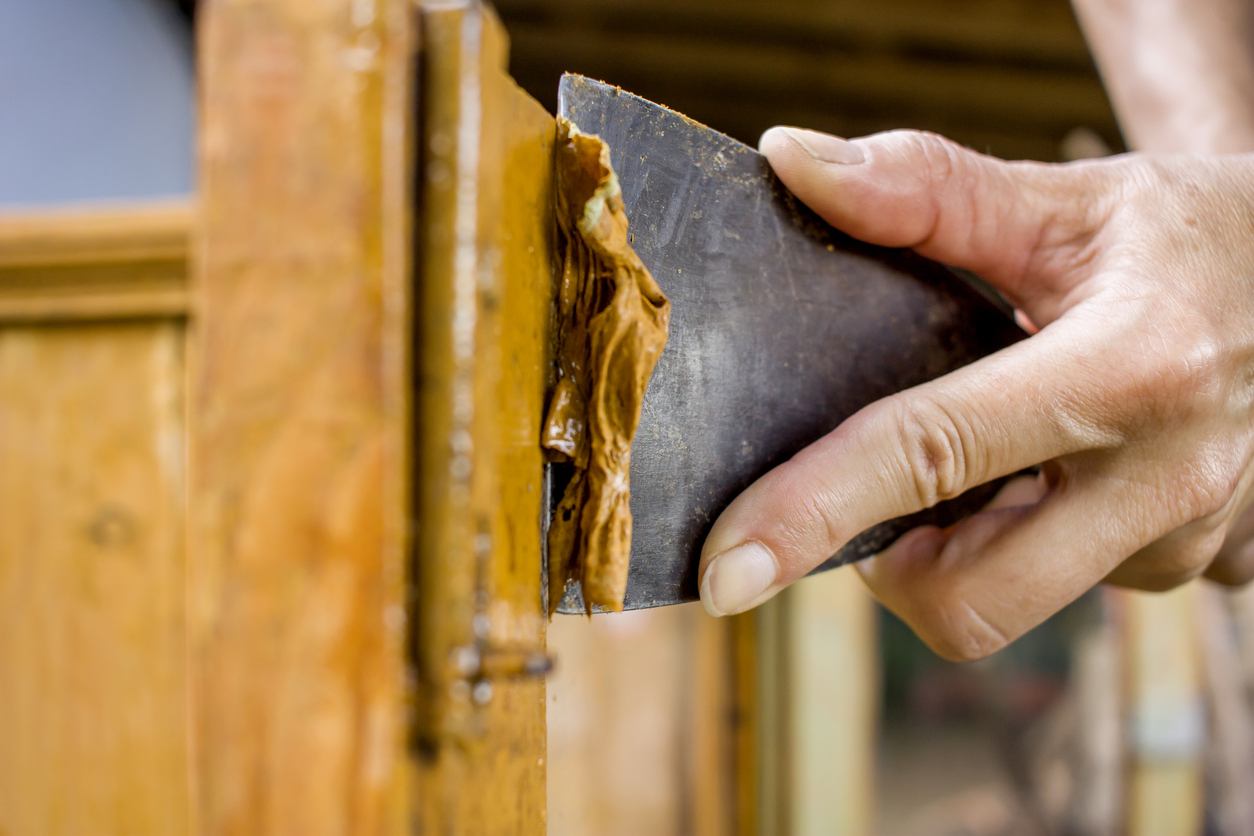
541;118;671;615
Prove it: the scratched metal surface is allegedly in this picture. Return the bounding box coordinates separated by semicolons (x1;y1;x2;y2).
554;75;1025;612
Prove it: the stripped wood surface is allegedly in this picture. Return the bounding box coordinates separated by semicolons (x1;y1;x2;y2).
750;574;879;836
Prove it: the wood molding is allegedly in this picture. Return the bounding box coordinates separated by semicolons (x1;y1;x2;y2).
0;202;192;322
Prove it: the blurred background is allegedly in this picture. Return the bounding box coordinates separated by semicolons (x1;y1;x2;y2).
494;0;1122;162
7;2;1253;836
0;0;194;207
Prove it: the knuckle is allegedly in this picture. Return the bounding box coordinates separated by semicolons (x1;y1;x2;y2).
1159;338;1227;414
1176;452;1243;524
1207;550;1254;587
912;599;1008;661
1125;157;1173;196
912;132;982;234
1119;157;1196;216
1174;529;1227;576
911;587;1010;663
1110;327;1225;429
1121;528;1226;590
891;396;972;508
911;131;969;189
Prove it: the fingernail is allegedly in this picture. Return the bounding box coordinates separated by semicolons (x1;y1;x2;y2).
781;127;865;165
700;542;779;617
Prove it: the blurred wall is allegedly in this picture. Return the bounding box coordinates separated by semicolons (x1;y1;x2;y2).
496;0;1123;163
0;0;194;206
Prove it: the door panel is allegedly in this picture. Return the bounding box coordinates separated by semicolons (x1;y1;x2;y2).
0;320;188;836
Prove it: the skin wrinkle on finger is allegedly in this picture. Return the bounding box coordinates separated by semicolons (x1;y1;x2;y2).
953;600;1012;664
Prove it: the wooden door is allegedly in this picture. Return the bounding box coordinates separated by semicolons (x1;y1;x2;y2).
0;3;859;834
0;203;192;836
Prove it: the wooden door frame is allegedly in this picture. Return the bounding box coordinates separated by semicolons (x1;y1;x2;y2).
192;0;415;831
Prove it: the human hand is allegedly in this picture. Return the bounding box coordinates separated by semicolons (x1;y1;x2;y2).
696;127;1254;661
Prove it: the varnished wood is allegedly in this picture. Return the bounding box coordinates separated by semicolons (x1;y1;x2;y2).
0;202;191;322
412;2;553;832
0;321;188;836
190;0;414;832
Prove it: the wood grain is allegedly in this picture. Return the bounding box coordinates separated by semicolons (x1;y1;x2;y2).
191;0;414;833
0;321;188;836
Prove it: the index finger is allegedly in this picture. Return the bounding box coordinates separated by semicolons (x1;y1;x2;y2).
697;313;1123;618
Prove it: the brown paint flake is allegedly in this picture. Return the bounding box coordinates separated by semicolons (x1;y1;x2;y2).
542;118;671;615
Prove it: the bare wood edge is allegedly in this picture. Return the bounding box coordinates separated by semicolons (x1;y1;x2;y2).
0;201;192;322
0;201;193;268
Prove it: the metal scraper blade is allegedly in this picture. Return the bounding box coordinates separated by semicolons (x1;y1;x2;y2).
552;74;1025;613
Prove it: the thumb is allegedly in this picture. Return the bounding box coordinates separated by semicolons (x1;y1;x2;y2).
758;127;1108;307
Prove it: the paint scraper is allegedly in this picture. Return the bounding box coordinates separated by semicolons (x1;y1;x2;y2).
550;75;1025;614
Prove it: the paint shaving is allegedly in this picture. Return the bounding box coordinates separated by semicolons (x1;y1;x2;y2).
541;117;670;615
